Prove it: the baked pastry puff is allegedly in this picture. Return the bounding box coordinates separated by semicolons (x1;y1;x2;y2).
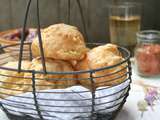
0;58;77;99
32;23;88;60
76;44;127;89
0;61;32;98
24;57;77;90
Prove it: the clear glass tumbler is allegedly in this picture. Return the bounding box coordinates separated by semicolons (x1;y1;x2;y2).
108;2;141;55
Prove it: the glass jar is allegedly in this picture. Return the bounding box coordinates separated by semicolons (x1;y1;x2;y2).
135;30;160;77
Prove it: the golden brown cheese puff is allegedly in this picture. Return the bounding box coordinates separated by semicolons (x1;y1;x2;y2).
68;48;90;67
0;61;31;99
76;44;127;89
32;23;88;60
24;57;77;90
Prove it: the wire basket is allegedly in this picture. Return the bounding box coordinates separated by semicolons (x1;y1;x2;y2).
0;0;132;120
0;43;131;120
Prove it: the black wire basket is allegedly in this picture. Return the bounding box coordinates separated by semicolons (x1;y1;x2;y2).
0;0;132;120
0;43;131;120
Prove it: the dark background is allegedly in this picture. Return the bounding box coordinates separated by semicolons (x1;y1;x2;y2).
0;0;160;42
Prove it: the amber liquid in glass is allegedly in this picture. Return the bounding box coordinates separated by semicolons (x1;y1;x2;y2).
109;16;141;55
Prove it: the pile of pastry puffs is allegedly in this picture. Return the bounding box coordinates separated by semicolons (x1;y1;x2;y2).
0;24;127;98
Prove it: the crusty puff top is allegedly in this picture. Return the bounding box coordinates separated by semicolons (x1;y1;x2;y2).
32;23;88;60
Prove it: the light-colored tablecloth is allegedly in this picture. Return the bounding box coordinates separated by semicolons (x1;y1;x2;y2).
0;61;160;120
115;63;160;120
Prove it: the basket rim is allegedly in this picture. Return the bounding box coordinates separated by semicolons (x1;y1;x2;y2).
0;42;131;75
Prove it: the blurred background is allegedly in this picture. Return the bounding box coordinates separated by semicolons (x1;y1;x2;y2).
0;0;159;43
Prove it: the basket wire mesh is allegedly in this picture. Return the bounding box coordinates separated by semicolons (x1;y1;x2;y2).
0;0;132;120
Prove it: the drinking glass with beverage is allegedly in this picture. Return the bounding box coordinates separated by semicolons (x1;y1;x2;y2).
108;2;141;55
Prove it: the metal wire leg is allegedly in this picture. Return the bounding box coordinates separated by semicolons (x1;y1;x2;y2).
76;0;89;41
32;72;44;120
68;0;71;24
18;0;32;72
90;72;97;120
36;0;47;74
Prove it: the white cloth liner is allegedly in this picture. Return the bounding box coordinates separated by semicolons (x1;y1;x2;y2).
0;80;130;120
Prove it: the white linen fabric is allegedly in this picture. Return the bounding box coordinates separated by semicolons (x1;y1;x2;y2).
0;80;130;120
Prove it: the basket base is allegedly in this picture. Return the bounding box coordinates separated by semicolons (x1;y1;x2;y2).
5;112;117;120
6;113;40;120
